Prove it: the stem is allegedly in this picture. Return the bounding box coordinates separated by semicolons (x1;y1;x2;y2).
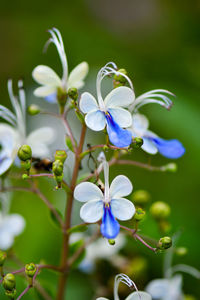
29;174;70;190
115;160;164;171
61;114;77;151
16;285;31;300
134;234;157;252
56;124;86;300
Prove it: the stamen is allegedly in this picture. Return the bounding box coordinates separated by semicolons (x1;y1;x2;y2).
114;273;140;300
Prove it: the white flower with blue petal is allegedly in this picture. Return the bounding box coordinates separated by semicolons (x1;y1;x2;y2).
129;89;185;159
79;63;135;148
0;80;55;175
0;192;25;250
97;273;152;300
74;158;135;239
32;28;89;103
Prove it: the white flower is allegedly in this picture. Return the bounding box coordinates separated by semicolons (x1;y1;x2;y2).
97;273;152;300
131;113;185;159
74;155;135;239
32;28;89;103
79;62;135;148
0;193;25;250
0;80;55;175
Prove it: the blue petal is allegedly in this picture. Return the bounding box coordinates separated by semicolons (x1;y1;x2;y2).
105;112;132;148
100;205;120;239
45;92;57;103
150;137;185;159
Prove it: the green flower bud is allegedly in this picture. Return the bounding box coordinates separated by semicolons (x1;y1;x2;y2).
114;68;128;83
162;163;177;173
150;201;171;220
25;263;37;278
27;104;40;115
18;145;32;161
5;289;17;299
54;150;67;164
3;273;16;291
65;135;75;152
158;236;172;250
132;190;151;206
108;239;115;245
68;87;78;101
132;137;143;149
52;160;63;176
175;247;188;257
0;250;7;266
22;174;29;180
134;208;146;221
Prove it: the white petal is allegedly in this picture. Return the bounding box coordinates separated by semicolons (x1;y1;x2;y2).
111;198;135;220
126;291;152;300
142;138;158;154
146;279;169;299
80;199;103;223
3;214;25;235
85;110;106;131
110;175;133;198
79;92;99;113
0;231;14;250
105;86;135;108
132;114;149;136
108;108;132;128
96;298;109;300
74;182;103;203
32;65;61;86
33;85;57;97
68;62;89;89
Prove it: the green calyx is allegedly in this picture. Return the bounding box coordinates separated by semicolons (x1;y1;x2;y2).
68;87;78;101
132;137;143;149
108;239;115;245
5;288;17;299
0;250;7;266
27;104;40;115
18;145;32;161
54;150;67;164
3;273;16;291
134;208;146;221
158;236;172;250
25;263;37;278
150;201;171;220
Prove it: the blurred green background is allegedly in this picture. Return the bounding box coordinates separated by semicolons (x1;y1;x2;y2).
0;0;200;299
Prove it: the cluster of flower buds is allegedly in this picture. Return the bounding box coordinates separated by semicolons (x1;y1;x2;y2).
52;150;67;188
18;144;32;175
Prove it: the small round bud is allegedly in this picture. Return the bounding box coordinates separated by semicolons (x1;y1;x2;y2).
175;247;188;257
162;163;177;173
0;250;7;266
68;87;78;101
158;236;172;250
132;137;143;149
150;201;171;220
132;190;151;206
27;104;40;115
3;273;16;291
134;208;146;221
22;174;29;180
54;150;67;164
5;289;17;299
18;145;32;161
25;263;37;278
114;68;128;83
52;160;63;176
108;239;115;245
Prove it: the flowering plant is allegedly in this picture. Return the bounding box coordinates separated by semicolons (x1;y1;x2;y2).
0;28;191;300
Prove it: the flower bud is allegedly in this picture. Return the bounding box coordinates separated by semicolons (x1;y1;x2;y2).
54;150;67;164
3;273;16;291
5;289;17;299
68;87;78;101
150;201;171;220
52;160;63;176
25;263;37;278
22;174;29;180
18;145;32;161
27;104;40;115
0;250;7;266
65;135;75;153
134;208;146;221
114;68;128;83
162;163;177;173
158;236;172;250
175;247;188;257
132;190;150;206
108;239;115;245
132;137;143;149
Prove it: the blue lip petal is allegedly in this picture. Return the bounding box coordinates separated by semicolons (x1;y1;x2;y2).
45;92;57;103
100;205;120;239
105;112;132;148
150;137;185;159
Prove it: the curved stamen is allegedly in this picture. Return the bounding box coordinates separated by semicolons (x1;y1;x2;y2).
103;161;110;203
114;274;140;300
